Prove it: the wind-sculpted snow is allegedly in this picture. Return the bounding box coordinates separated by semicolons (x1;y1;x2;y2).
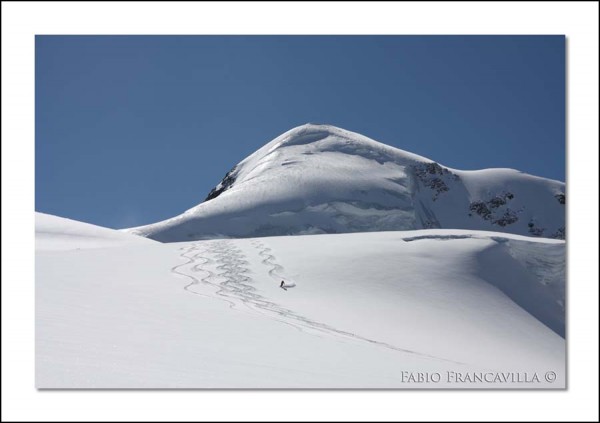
400;230;565;337
403;234;474;242
478;238;566;336
126;124;565;242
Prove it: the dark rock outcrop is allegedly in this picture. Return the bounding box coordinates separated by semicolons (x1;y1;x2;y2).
551;227;565;240
414;162;458;201
205;166;238;202
469;191;518;227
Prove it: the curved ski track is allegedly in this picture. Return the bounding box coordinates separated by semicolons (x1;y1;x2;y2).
172;239;463;365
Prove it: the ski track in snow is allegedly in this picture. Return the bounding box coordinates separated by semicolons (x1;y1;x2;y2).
252;240;285;280
170;246;222;303
172;242;313;333
172;239;464;365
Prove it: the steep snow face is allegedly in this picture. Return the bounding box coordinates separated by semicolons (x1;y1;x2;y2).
126;124;565;242
36;212;155;251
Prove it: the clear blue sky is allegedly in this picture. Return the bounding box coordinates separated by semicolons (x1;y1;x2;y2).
36;35;565;229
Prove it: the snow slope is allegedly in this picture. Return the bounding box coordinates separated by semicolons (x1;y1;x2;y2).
37;215;565;388
126;124;566;242
36;212;156;251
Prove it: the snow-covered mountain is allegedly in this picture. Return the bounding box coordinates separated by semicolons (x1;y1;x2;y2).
36;125;567;388
126;124;565;242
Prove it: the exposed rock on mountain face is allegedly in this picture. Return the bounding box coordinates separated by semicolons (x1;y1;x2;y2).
126;124;566;242
413;162;459;201
552;227;565;240
469;192;519;227
205;166;238;201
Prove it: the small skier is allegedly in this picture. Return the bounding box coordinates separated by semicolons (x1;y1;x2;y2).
280;280;287;291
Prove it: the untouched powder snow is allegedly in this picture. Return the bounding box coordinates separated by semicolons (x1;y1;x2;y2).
37;214;565;388
125;124;566;242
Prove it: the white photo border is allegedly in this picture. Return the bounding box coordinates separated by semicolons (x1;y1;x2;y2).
2;1;598;421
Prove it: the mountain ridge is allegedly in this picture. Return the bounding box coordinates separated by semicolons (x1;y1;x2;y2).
126;124;565;242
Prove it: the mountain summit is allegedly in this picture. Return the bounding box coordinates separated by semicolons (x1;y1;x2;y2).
126;124;565;242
